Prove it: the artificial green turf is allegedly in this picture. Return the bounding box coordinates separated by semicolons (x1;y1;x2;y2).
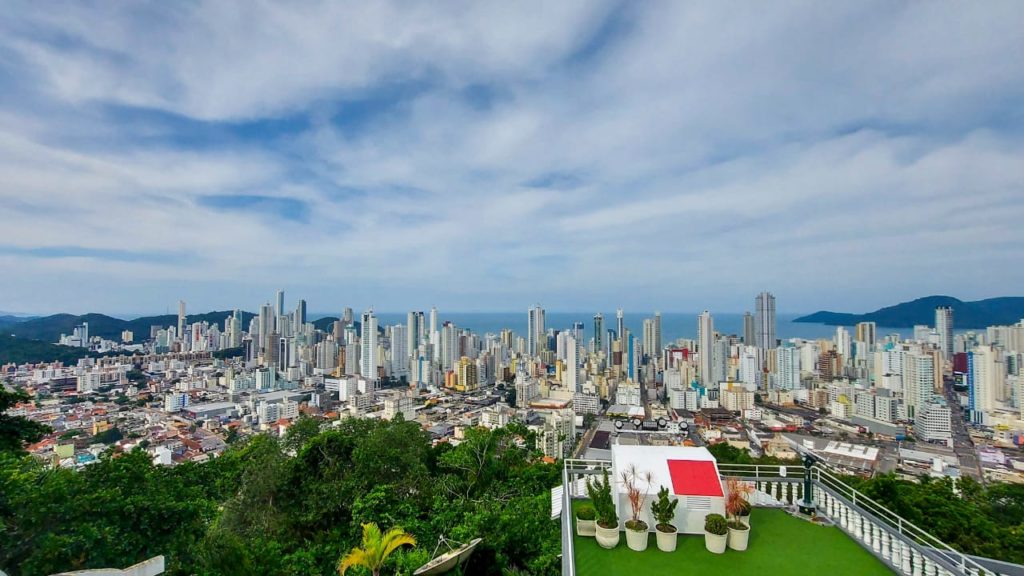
571;504;894;575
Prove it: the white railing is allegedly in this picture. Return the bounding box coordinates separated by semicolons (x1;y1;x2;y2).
811;466;991;575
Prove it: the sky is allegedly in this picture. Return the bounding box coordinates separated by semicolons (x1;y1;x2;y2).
1;1;1023;317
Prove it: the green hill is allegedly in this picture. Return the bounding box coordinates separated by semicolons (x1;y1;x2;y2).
4;311;256;342
0;335;106;364
795;295;1024;328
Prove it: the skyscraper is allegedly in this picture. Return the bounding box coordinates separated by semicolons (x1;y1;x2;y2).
698;311;714;387
360;309;379;380
294;299;306;333
654;312;662;363
177;300;187;339
743;312;755;346
616;309;625;345
407;311;423;360
528;304;545;356
258;303;274;351
935;306;954;360
390;324;408;378
755;292;776;350
593;313;604;353
275;290;285;330
564;334;578;390
856;322;877;349
342;307;354;326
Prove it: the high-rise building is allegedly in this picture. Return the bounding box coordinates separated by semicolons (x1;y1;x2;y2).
275;290;285;330
564;335;578;390
755;292;776;350
177;300;187;339
258;303;274;351
528;304;545;356
342;307;354;326
407;311;423;361
856;322;877;349
967;345;1004;424
616;309;625;346
441;322;459;372
294;299;306;332
653;312;662;363
390;324;408;378
593;313;604;353
360;309;379;380
698;311;714;386
935;306;954;360
643;318;656;360
743;312;755;346
903;350;937;418
775;345;800;390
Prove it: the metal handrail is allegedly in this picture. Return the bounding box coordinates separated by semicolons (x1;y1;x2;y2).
812;466;990;574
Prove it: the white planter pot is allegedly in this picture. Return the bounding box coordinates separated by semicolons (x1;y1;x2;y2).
576;518;596;537
728;525;750;551
655;527;677;552
740;514;750;528
595;523;620;549
625;527;648;552
705;531;727;554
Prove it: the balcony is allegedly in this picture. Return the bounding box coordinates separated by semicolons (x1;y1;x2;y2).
560;459;1002;576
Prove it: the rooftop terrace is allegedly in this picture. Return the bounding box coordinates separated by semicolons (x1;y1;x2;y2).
572;506;893;576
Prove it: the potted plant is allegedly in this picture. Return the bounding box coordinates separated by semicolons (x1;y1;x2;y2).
650;485;679;552
576;503;596;537
620;464;654;552
587;469;620;549
737;498;752;528
704;513;728;554
726;477;753;551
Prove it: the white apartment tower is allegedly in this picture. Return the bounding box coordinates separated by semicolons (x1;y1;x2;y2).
698;311;714;387
360;309;379;381
935;306;954;360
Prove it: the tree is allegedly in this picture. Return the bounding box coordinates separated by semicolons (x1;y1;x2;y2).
0;386;51;454
337;523;415;576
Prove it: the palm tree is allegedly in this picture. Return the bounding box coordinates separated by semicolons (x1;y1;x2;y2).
338;522;416;576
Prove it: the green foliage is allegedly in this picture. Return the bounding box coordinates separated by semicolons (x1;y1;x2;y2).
0;386;51;454
0;421;567;576
575;504;595;521
91;427;123;445
704;513;728;535
586;469;617;529
840;473;1024;563
0;335;95;365
212;347;244;360
650;486;678;529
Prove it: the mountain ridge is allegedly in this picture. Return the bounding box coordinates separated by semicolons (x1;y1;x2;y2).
794;295;1024;328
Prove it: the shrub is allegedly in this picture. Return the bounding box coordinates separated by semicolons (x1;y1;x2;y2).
587;469;618;529
650;486;678;532
705;513;728;536
576;504;596;521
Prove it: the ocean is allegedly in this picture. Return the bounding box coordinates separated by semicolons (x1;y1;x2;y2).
312;312;919;343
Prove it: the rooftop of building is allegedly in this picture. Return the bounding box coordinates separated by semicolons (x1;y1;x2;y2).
572;505;893;576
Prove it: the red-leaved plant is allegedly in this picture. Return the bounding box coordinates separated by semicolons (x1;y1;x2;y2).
620;464;654;531
725;477;753;530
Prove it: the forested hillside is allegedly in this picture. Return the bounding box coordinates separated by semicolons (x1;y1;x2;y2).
0;418;563;576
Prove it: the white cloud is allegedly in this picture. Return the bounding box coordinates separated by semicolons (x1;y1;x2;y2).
0;1;1022;314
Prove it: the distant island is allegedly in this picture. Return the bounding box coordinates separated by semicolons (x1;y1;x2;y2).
794;295;1024;328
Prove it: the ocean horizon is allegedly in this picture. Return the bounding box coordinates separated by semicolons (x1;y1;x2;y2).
308;311;925;342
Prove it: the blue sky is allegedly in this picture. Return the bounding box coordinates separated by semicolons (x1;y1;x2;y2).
1;1;1023;316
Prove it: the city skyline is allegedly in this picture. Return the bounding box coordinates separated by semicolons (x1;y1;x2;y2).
2;3;1023;314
